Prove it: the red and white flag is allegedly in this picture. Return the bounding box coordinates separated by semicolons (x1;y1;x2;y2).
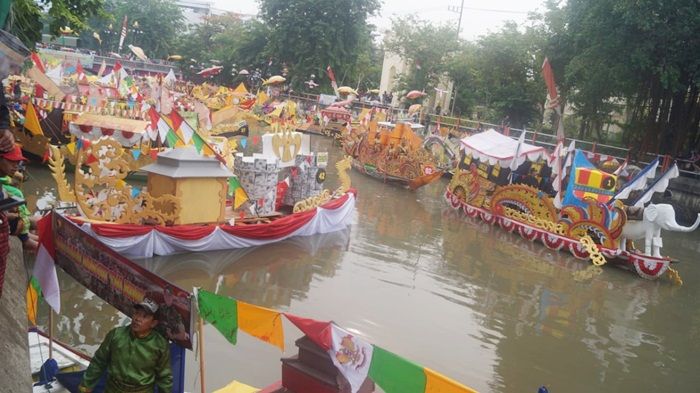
541;57;558;106
118;15;128;53
76;60;86;83
97;59;107;77
326;65;339;96
34;213;61;314
329;324;373;393
148;107;171;143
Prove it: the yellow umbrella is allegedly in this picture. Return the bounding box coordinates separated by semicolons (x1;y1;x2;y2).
263;75;286;85
367;88;380;94
338;86;358;95
167;55;183;61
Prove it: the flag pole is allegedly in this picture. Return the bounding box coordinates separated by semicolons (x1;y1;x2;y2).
48;310;53;359
198;316;206;393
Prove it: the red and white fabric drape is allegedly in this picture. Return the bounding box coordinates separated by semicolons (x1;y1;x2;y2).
74;191;357;258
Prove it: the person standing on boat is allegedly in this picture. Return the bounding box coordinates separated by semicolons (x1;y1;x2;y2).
79;298;173;393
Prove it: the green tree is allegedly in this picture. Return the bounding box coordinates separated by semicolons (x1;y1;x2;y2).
5;0;105;46
258;0;380;91
79;0;183;59
470;22;545;129
538;0;700;155
176;14;270;86
384;15;459;98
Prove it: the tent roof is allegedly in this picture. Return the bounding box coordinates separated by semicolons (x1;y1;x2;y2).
460;129;547;167
71;113;149;134
141;147;233;178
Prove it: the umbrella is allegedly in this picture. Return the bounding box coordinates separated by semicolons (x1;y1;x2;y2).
238;69;250;75
263;75;286;85
337;86;358;95
167;55;183;61
128;45;148;61
198;65;223;77
367;89;380;94
406;90;426;99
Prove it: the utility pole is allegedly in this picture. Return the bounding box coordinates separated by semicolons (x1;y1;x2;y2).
448;0;465;115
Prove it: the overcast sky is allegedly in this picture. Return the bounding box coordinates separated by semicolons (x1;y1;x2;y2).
216;0;546;40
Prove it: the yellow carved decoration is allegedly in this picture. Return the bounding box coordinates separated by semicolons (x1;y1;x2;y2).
293;156;353;213
503;206;565;235
667;267;683;286
51;137;181;224
579;235;607;266
490;184;558;223
48;145;76;202
271;127;302;162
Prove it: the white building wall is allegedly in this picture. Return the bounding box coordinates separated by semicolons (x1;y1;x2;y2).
379;48;453;112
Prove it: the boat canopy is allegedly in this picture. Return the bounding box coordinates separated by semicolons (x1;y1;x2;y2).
460;129;547;168
68;113;149;146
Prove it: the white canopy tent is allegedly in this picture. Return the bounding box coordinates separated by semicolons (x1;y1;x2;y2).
460;129;548;168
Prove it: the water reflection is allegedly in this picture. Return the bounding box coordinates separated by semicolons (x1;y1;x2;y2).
136;228;351;309
24;133;700;393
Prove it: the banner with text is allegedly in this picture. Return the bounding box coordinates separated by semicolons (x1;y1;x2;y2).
53;214;193;349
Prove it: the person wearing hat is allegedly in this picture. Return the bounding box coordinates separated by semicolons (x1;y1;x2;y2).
0;145;36;251
0;144;26;297
79;298;173;393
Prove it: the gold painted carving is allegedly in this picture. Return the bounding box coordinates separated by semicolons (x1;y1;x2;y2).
51;137;181;224
292;156;353;213
271;127;302;162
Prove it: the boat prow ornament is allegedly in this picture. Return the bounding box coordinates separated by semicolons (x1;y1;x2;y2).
49;137;181;224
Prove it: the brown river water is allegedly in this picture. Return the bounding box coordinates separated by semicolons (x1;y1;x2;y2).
24;133;700;393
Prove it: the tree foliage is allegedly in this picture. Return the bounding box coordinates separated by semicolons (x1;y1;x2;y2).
258;0;380;91
6;0;105;46
540;0;700;155
384;15;459;98
78;0;183;59
176;14;270;85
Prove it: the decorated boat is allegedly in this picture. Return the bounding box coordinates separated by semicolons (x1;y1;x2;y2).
444;128;696;282
343;120;445;189
47;125;356;258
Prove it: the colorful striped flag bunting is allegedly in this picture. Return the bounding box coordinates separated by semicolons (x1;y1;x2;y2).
196;290;479;393
197;290;284;350
369;345;426;393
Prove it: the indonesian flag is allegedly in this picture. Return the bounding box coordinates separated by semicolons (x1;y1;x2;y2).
118;15;128;52
326;65;339;96
32;213;61;314
148;107;172;143
168;110;194;144
97;59;107;77
329;324;373;393
76;60;87;83
30;52;45;73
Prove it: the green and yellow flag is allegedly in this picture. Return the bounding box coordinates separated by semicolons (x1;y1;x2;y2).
228;176;249;209
197;290;284;351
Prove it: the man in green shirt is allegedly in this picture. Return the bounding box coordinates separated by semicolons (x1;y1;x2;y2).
79;298;173;393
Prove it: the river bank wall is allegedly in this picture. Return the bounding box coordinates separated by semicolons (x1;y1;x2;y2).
0;237;30;393
664;176;700;225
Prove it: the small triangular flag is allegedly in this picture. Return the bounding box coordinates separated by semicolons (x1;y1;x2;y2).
240;137;247;149
132;149;141;160
131;188;141;198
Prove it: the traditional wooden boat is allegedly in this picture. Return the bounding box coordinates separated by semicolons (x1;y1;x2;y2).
343;120;445;189
445;129;694;282
47;127;356;258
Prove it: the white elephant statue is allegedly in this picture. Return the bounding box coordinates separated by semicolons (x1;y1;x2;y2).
620;203;700;257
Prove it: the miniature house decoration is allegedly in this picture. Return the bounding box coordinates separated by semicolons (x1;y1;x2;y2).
142;147;233;225
234;153;281;215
